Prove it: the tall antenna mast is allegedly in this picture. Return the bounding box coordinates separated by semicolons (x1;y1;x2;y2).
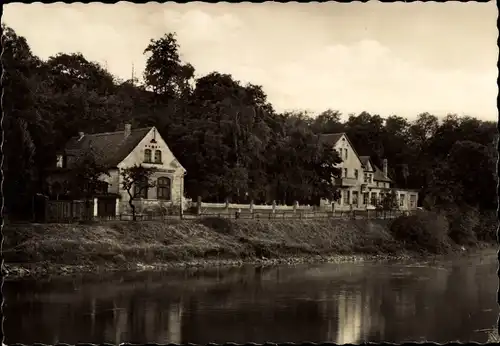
131;63;135;85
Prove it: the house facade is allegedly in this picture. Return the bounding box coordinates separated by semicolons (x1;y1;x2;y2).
48;124;186;218
318;133;419;211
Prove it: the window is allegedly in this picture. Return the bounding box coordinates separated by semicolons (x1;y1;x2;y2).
363;192;369;205
364;173;368;183
354;169;359;179
370;174;373;183
154;150;162;164
144;149;152;163
344;168;348;178
56;155;64;168
410;195;417;208
344;148;348;159
134;177;149;199
352;191;359;205
343;190;350;205
157;177;171;200
95;181;109;194
371;192;378;205
399;194;405;207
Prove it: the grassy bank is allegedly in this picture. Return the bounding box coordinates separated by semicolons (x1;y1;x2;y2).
3;210;496;278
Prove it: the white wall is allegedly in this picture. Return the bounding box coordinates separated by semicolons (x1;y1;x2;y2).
117;127;186;213
333;135;364;184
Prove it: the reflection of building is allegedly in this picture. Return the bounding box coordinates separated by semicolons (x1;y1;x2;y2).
336;291;363;344
166;302;183;344
102;299;128;345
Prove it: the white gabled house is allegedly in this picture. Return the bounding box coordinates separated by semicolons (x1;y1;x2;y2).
318;132;419;211
49;124;186;218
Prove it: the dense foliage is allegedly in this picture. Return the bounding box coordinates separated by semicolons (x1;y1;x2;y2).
2;26;497;220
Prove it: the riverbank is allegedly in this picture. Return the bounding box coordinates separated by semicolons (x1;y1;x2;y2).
3;212;496;278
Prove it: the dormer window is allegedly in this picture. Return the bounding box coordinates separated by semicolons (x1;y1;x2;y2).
144;149;152;163
154;150;162;164
56;155;64;168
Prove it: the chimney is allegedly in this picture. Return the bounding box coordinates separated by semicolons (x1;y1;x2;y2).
124;123;132;139
78;132;84;141
382;159;388;178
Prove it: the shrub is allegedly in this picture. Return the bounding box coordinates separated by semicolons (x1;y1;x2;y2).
443;206;479;245
389;211;451;253
473;210;497;242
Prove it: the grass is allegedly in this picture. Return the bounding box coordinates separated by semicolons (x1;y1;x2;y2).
3;209;496;277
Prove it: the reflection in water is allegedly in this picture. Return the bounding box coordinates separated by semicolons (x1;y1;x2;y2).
336;291;363;344
166;303;183;344
4;250;498;344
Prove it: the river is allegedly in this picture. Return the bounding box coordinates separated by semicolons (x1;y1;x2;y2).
4;249;498;344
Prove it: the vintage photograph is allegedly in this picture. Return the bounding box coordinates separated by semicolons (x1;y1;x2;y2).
1;1;498;344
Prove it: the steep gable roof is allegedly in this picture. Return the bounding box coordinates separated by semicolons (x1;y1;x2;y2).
318;132;363;163
64;127;152;168
318;133;343;146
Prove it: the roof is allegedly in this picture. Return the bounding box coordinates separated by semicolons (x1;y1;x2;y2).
64;127;152;167
318;133;344;146
359;156;372;170
319;135;394;183
373;165;393;182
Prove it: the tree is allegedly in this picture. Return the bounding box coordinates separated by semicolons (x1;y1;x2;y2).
178;72;273;202
310;109;344;134
2;25;45;218
46;52;116;95
120;165;157;221
143;32;195;98
345;111;385;164
70;147;110;219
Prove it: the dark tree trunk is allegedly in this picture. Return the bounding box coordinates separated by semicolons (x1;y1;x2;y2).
129;198;136;221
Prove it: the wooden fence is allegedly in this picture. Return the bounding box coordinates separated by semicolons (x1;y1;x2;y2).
78;208;411;222
45;200;93;223
42;198;414;224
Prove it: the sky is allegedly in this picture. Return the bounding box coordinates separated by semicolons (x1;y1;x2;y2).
3;2;498;121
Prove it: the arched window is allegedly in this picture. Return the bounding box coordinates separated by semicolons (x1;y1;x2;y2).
154;150;162;163
134;177;148;199
144;149;152;163
157;177;171;200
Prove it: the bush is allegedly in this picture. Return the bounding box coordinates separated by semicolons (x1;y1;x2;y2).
474;210;497;242
390;211;451;253
443;206;479;245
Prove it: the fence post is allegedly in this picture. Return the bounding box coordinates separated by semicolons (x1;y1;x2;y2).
115;198;120;220
272;200;276;215
92;198;99;220
197;196;202;216
225;198;230;215
250;200;254;219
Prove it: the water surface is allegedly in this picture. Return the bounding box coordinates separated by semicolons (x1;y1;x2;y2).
4;250;498;344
